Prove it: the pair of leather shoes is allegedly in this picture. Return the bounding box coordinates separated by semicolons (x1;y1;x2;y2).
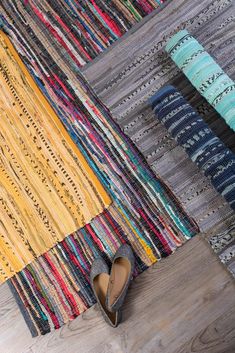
90;244;135;327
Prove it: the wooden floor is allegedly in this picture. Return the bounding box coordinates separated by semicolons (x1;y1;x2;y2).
0;236;235;353
0;0;235;352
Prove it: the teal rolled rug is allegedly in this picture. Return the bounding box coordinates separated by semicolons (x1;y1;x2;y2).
166;30;235;131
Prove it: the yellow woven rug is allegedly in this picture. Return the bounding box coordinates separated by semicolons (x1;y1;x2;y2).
0;30;110;282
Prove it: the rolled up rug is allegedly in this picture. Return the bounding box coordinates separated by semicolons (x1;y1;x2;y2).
150;85;235;210
166;30;235;131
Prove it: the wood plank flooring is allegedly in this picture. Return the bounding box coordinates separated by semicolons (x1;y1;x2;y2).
0;236;235;353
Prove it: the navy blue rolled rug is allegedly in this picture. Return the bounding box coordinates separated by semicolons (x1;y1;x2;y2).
149;85;235;210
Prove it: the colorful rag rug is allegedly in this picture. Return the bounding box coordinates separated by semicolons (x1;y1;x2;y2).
0;1;198;335
150;85;235;210
9;201;192;337
166;30;235;131
0;30;110;282
0;0;166;66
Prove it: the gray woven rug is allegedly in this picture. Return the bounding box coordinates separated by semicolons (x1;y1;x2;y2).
83;0;235;277
209;222;235;278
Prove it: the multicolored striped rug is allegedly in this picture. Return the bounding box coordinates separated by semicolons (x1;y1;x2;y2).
0;0;166;65
9;201;195;336
0;0;199;335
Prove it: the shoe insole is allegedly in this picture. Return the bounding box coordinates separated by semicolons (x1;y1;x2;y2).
94;273;116;324
109;258;131;306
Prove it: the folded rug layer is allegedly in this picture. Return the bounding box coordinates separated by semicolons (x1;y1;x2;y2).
0;30;110;282
166;30;235;131
150;85;235;210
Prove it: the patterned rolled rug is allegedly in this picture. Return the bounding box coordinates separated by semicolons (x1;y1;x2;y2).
166;30;235;131
150;85;235;277
150;85;235;210
0;1;199;336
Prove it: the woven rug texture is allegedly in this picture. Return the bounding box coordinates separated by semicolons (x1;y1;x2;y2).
1;0;234;336
0;0;200;336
